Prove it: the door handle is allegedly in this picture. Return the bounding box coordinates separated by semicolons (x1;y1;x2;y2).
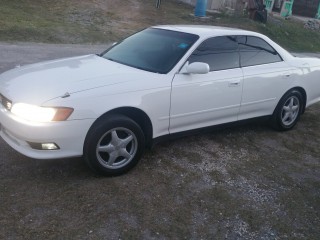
282;73;291;78
228;80;241;87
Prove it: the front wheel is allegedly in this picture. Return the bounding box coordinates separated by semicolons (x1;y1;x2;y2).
84;114;145;176
271;90;303;131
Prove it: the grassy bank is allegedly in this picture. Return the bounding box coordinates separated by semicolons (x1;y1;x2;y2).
1;0;320;52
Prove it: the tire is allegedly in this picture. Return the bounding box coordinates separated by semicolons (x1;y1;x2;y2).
84;114;145;176
271;90;303;131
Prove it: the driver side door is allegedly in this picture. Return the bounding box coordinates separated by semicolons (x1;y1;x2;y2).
169;36;243;134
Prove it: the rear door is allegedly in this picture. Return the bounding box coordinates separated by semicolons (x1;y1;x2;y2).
237;35;295;120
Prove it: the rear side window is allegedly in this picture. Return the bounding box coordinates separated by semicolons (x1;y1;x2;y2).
188;36;240;71
237;36;282;67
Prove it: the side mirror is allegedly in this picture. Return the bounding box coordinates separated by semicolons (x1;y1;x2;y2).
181;62;210;74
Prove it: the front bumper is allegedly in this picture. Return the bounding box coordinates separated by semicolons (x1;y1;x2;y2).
0;105;95;159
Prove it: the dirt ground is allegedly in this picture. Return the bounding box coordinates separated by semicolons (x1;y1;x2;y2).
0;44;320;239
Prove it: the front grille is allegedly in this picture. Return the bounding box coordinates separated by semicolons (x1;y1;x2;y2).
0;93;12;111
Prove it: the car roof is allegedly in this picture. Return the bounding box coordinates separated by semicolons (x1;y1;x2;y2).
153;25;294;62
153;25;259;38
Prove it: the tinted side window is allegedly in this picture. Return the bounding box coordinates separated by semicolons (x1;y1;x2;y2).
189;36;240;71
237;36;282;67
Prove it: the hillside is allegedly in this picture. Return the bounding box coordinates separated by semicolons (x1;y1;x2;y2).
1;0;320;51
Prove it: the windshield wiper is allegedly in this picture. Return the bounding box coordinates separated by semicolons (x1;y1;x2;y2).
104;57;161;74
105;57;118;63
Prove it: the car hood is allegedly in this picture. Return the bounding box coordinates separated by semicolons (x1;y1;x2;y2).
0;54;145;105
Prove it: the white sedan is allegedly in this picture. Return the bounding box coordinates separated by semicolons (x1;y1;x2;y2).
0;25;320;176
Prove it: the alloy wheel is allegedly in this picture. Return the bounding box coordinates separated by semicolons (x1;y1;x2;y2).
96;127;138;169
281;96;300;126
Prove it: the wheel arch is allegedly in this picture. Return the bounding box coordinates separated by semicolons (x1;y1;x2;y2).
290;86;307;114
88;107;153;148
275;86;307;114
270;86;306;131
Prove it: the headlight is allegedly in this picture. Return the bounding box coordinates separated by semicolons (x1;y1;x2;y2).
11;103;73;122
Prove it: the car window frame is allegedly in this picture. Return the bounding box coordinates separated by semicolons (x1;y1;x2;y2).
237;35;283;68
186;35;241;72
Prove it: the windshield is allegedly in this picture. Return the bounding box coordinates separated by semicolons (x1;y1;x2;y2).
102;28;199;74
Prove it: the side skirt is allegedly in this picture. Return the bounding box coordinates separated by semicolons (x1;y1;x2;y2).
149;115;271;149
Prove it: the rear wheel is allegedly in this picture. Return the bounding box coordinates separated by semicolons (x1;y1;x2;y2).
84;114;145;176
271;90;303;131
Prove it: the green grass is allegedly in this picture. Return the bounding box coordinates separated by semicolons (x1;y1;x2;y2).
1;0;320;52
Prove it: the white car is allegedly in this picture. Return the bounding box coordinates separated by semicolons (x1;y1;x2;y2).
0;25;320;175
